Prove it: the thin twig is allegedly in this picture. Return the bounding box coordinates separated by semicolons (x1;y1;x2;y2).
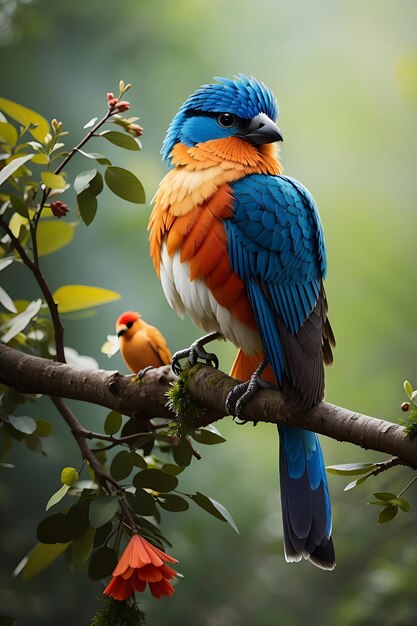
81;430;153;444
369;456;403;477
0;216;66;362
50;396;137;531
397;474;417;498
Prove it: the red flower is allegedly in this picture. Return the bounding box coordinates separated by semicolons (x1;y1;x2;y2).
50;200;69;217
104;534;178;601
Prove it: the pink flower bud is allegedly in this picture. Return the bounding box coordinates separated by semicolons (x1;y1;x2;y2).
106;92;115;101
116;100;130;112
128;123;143;137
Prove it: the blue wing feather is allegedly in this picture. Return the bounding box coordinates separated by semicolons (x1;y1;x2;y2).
226;173;334;566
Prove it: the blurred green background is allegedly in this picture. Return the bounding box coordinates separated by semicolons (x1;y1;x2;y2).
1;0;417;624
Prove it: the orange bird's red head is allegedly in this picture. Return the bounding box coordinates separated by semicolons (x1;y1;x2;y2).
115;311;172;374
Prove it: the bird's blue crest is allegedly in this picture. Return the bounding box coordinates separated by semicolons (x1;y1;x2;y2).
161;74;279;162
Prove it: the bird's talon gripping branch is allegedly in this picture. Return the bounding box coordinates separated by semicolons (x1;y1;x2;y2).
133;365;154;382
171;331;221;375
226;359;274;422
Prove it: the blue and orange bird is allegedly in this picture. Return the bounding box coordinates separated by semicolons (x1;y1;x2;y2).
148;75;336;569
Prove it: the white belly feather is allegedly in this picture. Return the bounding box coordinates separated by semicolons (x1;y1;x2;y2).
160;242;261;355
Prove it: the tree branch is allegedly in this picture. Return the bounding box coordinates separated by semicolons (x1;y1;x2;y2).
0;342;415;468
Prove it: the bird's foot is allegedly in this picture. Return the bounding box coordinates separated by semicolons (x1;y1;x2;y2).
171;332;221;376
226;359;274;424
132;365;153;382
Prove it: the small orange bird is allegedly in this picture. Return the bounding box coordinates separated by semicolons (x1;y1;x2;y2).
115;311;172;374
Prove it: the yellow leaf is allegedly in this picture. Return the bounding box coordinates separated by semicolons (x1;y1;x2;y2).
8;212;29;237
14;542;69;580
41;171;66;190
0;97;50;143
53;285;121;313
32;153;50;165
37;221;76;256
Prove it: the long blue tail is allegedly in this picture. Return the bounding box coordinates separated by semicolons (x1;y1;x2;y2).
278;424;335;570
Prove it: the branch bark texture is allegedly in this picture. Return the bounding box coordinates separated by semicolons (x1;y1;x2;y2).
0;343;415;468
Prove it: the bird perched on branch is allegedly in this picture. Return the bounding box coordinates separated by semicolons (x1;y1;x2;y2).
148;75;335;569
116;311;172;374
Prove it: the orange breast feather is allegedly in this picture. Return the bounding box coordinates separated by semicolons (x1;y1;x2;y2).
148;138;283;332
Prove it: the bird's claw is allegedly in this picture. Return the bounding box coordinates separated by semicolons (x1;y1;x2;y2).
226;360;274;424
133;365;153;382
171;332;220;375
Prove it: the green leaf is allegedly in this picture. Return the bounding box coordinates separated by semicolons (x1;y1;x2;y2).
0;154;34;187
0;615;16;626
129;488;156;516
74;169;97;194
326;462;377;476
0;97;49;142
37;513;74;543
192;427;226;445
0;121;18;146
158;494;189;512
1;299;42;343
93;521;113;547
110;451;133;480
0;286;17;313
35;419;54;437
130;451;147;469
104;411;122;435
173;437;193;467
77;188;97;226
373;491;397;501
133;469;178;493
378;505;399;524
46;484;70;511
77;149;111;166
89;495;119;528
161;463;185;476
10;194;29;217
40;171;66;190
404;380;413;397
8;415;37;435
53;284;121;313
61;467;79;486
88;546;118;580
344;474;372;491
190;492;239;533
37;221;76;256
104;166;146;204
101;130;141;151
65;498;92;539
72;524;96;566
14;542;69;580
89;170;103;196
395;497;410;512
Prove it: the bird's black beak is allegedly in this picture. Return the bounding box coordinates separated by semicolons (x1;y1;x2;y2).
117;326;128;337
240;112;283;145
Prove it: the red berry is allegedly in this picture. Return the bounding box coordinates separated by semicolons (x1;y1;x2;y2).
401;402;410;412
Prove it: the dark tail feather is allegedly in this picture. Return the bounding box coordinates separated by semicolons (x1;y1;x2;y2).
278;424;335;570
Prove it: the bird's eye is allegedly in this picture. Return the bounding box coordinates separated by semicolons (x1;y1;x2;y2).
126;321;133;329
217;113;235;128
